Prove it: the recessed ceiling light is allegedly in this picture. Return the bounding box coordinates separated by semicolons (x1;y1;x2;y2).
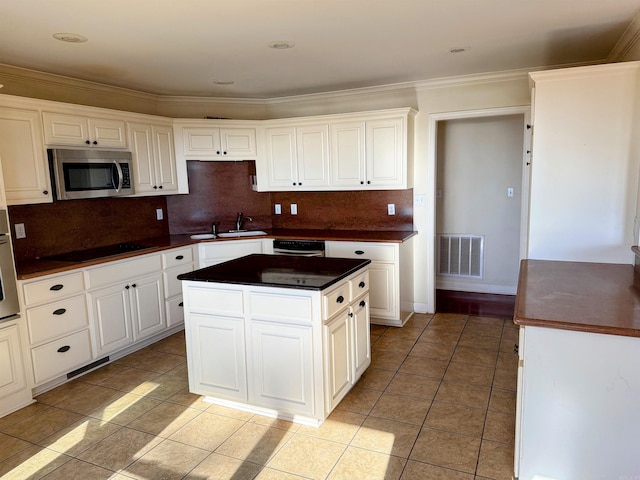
212;80;234;86
449;47;469;54
53;33;88;43
268;41;295;50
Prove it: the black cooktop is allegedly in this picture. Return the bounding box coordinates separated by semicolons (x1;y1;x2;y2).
44;243;157;263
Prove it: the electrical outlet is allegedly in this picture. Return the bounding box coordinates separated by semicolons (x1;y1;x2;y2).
387;204;395;215
291;204;298;215
156;208;164;220
507;187;514;198
15;223;26;239
415;194;426;206
274;204;282;214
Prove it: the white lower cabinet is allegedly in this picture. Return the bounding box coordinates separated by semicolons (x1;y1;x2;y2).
198;239;264;268
0;322;32;416
352;294;371;379
31;330;93;385
89;282;134;356
324;312;352;410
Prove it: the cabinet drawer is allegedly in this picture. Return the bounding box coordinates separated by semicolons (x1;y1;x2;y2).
186;284;244;316
162;247;194;269
166;296;185;328
350;270;370;299
26;294;89;345
249;291;313;323
22;272;85;306
323;282;351;320
326;242;396;262
164;264;194;298
87;254;161;289
200;240;263;262
31;329;92;385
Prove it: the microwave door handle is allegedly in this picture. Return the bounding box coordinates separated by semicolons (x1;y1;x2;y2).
113;161;124;192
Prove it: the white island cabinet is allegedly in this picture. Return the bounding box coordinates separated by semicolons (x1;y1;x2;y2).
180;254;370;426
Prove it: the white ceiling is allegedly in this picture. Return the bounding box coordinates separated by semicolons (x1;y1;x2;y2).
1;0;639;99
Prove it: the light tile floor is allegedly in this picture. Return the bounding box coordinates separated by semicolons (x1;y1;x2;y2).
0;313;518;479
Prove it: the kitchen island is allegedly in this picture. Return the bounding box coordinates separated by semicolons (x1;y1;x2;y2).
513;259;640;480
178;254;371;426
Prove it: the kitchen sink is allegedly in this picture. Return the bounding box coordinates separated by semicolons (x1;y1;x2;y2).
218;230;268;238
190;233;216;240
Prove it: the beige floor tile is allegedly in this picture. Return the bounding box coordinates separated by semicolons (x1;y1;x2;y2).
501;325;520;342
37;417;121;456
467;316;505;327
499;336;518;354
371;350;407;371
0;402;49;432
443;362;495;387
215;421;293;464
373;335;417;355
399;356;448;379
458;333;501;351
370;392;430;425
166;388;211;411
297;409;364;444
351;416;420;458
164;362;188;379
3;406;84;443
127;402;202;438
255;467;309;479
266;434;346;480
496;351;518;371
135;352;187;374
169;411;244;450
206;403;255;421
476;440;514;480
78;426;162;471
151;336;187;357
184;452;262;480
492;368;517;391
386;372;439;400
409;341;455;361
130;373;190;400
53;384;124;416
400;460;474;480
88;392;162;426
483;411;515;444
34;381;92;406
0;432;33;462
97;367;162;393
430;313;468;323
0;444;72;479
424;402;486;437
78;363;132;385
489;389;517;415
249;415;301;433
462;323;503;338
39;458;116;479
356;367;395;391
435;381;491;410
327;445;406;480
451;347;498;368
410;427;481;474
123;439;209;480
382;324;425;341
418;327;461;346
335;386;382;415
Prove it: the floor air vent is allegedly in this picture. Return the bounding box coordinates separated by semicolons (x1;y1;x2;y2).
438;234;484;278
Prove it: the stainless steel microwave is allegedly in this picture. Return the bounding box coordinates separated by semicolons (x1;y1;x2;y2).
48;148;134;200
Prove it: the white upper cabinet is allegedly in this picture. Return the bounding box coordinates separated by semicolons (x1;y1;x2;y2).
42;112;127;148
261;123;330;190
173;121;258;161
128;121;178;195
0;106;52;205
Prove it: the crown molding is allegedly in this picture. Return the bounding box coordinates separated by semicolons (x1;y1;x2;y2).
529;60;640;82
608;9;640;62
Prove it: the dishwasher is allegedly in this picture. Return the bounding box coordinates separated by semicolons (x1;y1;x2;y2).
273;239;325;257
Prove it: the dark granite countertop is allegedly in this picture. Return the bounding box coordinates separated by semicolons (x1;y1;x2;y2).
15;229;415;280
178;254;371;291
514;259;640;337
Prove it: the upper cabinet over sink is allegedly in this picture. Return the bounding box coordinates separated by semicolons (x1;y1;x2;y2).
173;120;258;162
255;108;416;192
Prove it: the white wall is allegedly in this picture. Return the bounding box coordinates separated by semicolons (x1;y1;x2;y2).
528;63;640;264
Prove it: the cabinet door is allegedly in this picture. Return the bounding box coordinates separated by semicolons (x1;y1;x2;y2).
89;283;133;356
324;313;352;411
181;127;222;159
153;125;178;193
368;263;397;320
0;108;52;205
88;118;127;148
366;117;404;187
0;323;27;399
199;240;264;268
165;296;185;329
330;121;366;188
296;124;330;188
42;112;90;146
129;122;157;194
352;295;371;381
131;273;165;341
264;127;298;189
187;313;247;401
248;320;314;416
220;128;257;159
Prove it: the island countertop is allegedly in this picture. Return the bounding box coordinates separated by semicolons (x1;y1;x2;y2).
514;259;640;337
177;253;371;291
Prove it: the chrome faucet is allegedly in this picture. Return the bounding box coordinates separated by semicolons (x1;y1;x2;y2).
235;212;252;231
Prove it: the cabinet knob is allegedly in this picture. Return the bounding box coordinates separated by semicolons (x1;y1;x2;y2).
292;182;296;186
359;300;366;308
348;312;354;317
132;283;137;288
178;302;184;307
223;151;227;155
354;250;364;255
93;141;98;145
176;255;184;260
57;345;71;353
359;281;365;288
43;190;49;195
153;186;158;189
216;151;221;155
85;140;91;145
360;181;364;185
52;308;66;315
367;180;371;184
50;284;64;291
336;295;344;304
158;185;163;189
125;285;130;290
298;182;302;185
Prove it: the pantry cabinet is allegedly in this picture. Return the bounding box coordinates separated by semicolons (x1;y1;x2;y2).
0;106;52;205
42;111;127;148
128;121;178;195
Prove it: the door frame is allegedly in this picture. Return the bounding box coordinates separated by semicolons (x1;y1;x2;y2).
425;106;531;311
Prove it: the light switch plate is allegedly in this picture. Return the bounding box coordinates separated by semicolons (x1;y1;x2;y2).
275;204;282;214
387;204;395;215
156;208;164;220
15;223;26;239
291;204;298;215
415;194;426;206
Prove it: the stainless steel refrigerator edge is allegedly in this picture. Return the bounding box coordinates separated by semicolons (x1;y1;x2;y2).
0;210;20;321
